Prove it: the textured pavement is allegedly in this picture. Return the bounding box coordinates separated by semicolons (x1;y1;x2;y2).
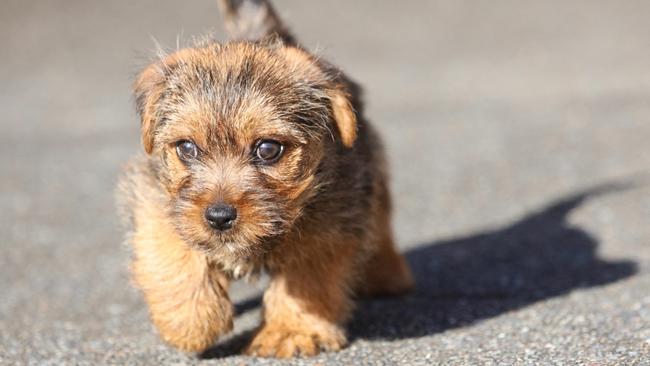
2;1;650;365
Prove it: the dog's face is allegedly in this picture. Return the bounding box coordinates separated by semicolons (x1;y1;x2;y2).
133;42;356;261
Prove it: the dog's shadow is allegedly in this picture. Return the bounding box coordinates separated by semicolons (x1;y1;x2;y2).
349;182;637;340
201;182;638;357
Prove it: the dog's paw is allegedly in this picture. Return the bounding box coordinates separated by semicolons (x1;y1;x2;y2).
245;324;346;358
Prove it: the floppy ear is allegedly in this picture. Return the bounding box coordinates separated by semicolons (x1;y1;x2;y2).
133;64;166;154
328;88;358;148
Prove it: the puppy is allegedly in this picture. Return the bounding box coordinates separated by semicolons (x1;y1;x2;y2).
118;0;413;358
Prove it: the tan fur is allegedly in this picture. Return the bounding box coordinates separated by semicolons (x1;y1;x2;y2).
328;90;358;148
118;0;413;358
120;161;234;352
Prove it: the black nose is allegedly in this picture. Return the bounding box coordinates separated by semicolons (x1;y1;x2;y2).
205;203;237;231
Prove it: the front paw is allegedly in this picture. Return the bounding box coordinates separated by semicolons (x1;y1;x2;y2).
245;324;347;358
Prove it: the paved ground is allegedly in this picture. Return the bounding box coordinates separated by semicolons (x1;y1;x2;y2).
2;0;650;365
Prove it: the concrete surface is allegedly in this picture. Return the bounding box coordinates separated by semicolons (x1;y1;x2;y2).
2;0;650;365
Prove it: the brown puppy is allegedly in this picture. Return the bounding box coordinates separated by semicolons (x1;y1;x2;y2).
118;0;413;358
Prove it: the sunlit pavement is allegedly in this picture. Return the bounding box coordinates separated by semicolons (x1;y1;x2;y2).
2;1;650;364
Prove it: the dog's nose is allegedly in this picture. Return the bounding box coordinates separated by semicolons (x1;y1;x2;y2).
205;203;237;231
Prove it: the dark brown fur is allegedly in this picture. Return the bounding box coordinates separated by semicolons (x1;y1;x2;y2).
118;0;413;358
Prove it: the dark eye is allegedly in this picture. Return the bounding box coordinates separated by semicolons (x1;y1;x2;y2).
254;140;283;163
176;140;198;161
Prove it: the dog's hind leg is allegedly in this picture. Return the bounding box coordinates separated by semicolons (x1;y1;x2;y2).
357;169;414;297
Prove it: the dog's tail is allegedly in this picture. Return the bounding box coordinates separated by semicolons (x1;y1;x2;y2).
217;0;296;45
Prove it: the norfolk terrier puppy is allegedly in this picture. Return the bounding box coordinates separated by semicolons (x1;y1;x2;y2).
118;0;413;358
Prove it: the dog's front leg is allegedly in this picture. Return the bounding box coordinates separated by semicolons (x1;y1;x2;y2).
246;239;358;358
130;212;233;352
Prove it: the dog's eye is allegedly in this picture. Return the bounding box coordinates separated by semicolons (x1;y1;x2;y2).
254;140;283;163
176;140;198;161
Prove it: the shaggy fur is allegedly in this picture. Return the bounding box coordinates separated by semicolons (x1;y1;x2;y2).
118;0;413;358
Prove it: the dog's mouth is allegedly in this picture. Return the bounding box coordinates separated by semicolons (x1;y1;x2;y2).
192;216;291;262
194;235;253;257
191;234;264;280
196;221;270;251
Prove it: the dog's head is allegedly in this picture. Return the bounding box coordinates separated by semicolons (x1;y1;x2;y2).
133;41;357;260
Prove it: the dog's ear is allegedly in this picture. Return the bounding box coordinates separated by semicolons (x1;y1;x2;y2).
133;63;167;154
328;88;357;148
275;46;357;148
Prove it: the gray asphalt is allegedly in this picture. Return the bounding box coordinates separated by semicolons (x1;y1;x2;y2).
2;1;650;365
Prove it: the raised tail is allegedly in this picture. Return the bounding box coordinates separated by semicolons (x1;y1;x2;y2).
217;0;296;45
